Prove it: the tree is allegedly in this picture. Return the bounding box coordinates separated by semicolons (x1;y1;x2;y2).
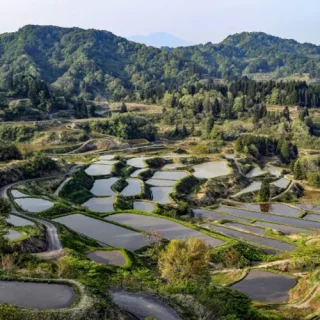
120;102;128;113
282;106;291;122
0;198;11;249
259;177;270;202
294;161;305;180
158;238;210;284
205;112;214;137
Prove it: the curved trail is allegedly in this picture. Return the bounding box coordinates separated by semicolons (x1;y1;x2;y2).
0;165;79;258
110;290;181;320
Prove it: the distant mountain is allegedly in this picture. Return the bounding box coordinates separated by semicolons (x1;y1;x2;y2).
1;26;320;101
128;32;193;48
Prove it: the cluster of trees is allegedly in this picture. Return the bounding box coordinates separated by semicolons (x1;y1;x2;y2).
235;134;298;163
0;144;21;161
294;156;320;187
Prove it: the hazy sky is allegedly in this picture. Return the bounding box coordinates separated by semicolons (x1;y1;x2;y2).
1;0;319;44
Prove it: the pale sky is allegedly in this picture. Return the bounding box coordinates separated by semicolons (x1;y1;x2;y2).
0;0;319;44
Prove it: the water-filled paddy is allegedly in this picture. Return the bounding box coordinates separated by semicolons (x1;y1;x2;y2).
99;155;115;160
298;204;320;213
54;214;148;251
162;163;181;170
151;187;173;204
85;164;112;176
7;230;22;241
90;178;119;196
232;270;296;303
152;171;188;181
233;182;261;197
224;222;267;235
273;177;290;189
203;224;295;251
254;221;310;234
14;198;54;213
121;179;142;196
127;157;149;168
6;215;34;227
193;209;251;223
243;203;302;217
131;168;148;178
11;189;29;198
218;206;320;229
146;179;177;187
94;160;118;165
304;213;320;222
264;165;283;177
82;197;114;212
245;167;266;178
106;214;224;247
193;161;231;179
87;250;126;266
0;281;76;309
134;201;155;213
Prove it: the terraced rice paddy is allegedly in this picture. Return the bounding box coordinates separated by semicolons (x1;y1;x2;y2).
264;165;283;177
127;157;149;168
131;168;148;178
54;214;148;251
273;177;290;189
121;179;142;196
0;281;76;309
243;203;302;217
193;161;231;179
90;178;119;196
223;222;267;235
146;179;177;187
253;221;310;234
218;206;320;230
6;215;34;227
304;213;320;222
152;171;188;181
245;167;266;178
7;230;22;241
14;198;54;213
162;163;181;170
233;181;261;197
193;209;251;223
99;155;115;160
11;189;29;198
85;164;113;176
106;214;224;247
298;204;320;213
94;160;118;165
203;224;295;251
232;270;296;303
82;197;114;212
134;201;155;212
87;250;126;266
151;187;173;204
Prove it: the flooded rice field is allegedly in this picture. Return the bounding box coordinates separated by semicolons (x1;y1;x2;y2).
90;178;119;196
106;214;224;247
151;171;188;181
11;189;29;198
99;155;115;160
193;209;251;223
253;221;310;234
233;182;261;197
264;165;283;177
82;197;114;212
133;201;155;213
245;167;266;178
130;168;148;178
151;187;173;204
218;206;320;230
273;177;290;189
146;179;177;187
232;270;296;303
298;204;320;213
121;179;142;196
54;214;148;251
203;224;295;251
6;215;35;227
15;198;54;213
243;203;302;217
193;161;231;179
127;157;150;168
85;164;113;176
223;222;267;235
0;281;76;309
87;250;126;266
162;163;181;170
304;213;320;222
7;230;22;241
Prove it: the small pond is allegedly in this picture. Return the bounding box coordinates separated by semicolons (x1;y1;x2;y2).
6;215;34;227
146;179;177;187
152;171;188;181
90;178;119;196
134;201;155;213
232;270;296;303
193;161;231;179
204;224;295;251
82;197;114;212
87;250;126;266
223;222;266;235
14;198;54;213
243;203;302;218
85;164;112;176
121;179;142;196
0;281;76;309
107;214;224;247
151;187;173;204
54;214;148;251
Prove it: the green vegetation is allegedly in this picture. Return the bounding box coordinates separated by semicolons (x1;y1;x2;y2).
111;178;128;193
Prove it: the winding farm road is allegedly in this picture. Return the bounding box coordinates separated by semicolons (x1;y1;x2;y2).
110;290;182;320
